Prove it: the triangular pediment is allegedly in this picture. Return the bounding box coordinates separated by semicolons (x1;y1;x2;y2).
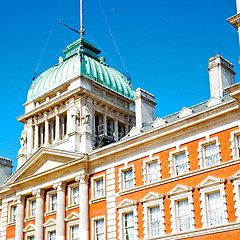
152;117;166;128
65;212;79;222
230;169;240;180
43;218;56;227
141;192;164;203
168;184;192;196
206;97;222;107
197;176;226;189
128;126;143;137
177;107;193;118
5;147;81;185
23;223;35;232
117;198;137;209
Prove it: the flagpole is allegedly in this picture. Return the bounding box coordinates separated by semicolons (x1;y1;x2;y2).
80;0;84;38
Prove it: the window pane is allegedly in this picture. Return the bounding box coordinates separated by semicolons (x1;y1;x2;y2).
50;193;57;211
124;170;133;190
148;162;159;183
96;178;104;198
96;219;104;240
207;192;223;226
177;199;190;232
72;225;79;240
73;187;79;204
30;200;36;217
124;212;134;240
204;144;218;167
175;154;187;175
50;231;56;240
150;206;161;237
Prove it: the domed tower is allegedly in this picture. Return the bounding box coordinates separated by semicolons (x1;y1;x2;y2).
17;38;135;168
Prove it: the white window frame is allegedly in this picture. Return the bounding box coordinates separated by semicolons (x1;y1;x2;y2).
8;203;17;224
92;215;106;240
168;185;195;233
197;176;228;228
70;225;79;240
169;148;190;177
23;223;35;240
142;156;161;184
197;137;221;169
117;198;138;240
48;230;56;240
230;129;240;160
43;218;57;240
118;165;136;192
91;174;105;201
26;197;36;219
141;192;165;238
46;190;57;213
230;169;240;221
65;212;80;240
67;183;80;208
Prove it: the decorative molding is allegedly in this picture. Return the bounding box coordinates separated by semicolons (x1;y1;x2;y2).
43;218;56;227
32;188;45;198
23;223;35;232
197;176;226;189
75;172;89;184
141;192;164;203
117;198;138;209
206;97;222;108
152;117;166;128
168;184;193;196
65;212;79;222
177;107;193;118
53;181;66;191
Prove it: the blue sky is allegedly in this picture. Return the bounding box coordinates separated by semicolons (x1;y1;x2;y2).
0;0;238;171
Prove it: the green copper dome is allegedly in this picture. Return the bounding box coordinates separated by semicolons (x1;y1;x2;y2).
27;39;135;101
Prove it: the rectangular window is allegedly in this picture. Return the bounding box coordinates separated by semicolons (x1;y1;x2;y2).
149;206;161;237
50;193;57;211
28;237;35;240
207;192;223;226
175;153;188;175
123;169;133;190
95;178;104;198
29;199;36;217
147;162;159;183
204;143;218;167
10;205;17;223
49;231;56;240
177;199;190;232
72;186;79;205
236;135;240;158
71;225;79;240
124;212;134;240
95;219;105;240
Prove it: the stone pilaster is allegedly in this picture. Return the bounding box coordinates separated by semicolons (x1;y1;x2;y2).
75;173;89;240
55;107;60;141
114;120;118;141
44;113;49;145
15;195;25;240
53;181;66;240
34;119;39;150
32;189;45;240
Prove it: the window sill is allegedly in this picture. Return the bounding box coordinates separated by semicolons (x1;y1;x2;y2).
7;222;16;227
44;211;56;217
90;196;106;204
25;216;35;222
66;204;79;211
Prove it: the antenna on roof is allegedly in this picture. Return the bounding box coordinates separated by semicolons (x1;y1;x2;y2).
59;19;80;34
123;72;132;84
80;0;85;38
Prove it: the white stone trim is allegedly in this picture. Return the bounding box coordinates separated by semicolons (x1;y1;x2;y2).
91;174;105;200
91;215;106;240
118;164;136;192
8;202;17;224
142;155;161;184
168;147;190;177
67;182;79;208
25;196;36;220
141;192;165;238
168;185;195;233
197;176;228;228
67;219;79;240
117;199;138;240
197;137;221;169
230;129;240;160
23;223;35;240
230;169;240;221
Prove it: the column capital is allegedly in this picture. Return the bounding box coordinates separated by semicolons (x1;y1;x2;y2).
16;194;25;204
53;181;66;191
32;188;45;198
75;173;89;184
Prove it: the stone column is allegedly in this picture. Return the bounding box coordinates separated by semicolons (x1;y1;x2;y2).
53;182;66;240
103;115;107;135
45;114;49;145
15;195;25;240
55;110;60;141
114;120;118;141
34;123;39;149
26;119;34;155
75;173;89;240
32;189;45;240
125;124;129;136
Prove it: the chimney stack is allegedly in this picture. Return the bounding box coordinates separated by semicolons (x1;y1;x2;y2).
134;88;156;128
207;55;236;99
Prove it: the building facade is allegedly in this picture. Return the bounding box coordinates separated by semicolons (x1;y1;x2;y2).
1;2;240;240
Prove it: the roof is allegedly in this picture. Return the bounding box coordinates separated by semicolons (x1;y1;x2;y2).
27;38;135;101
